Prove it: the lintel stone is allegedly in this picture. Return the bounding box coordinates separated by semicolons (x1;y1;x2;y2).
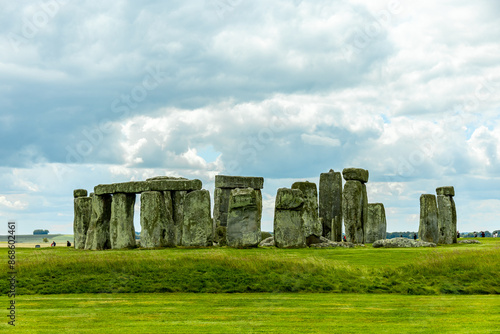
94;179;202;195
74;189;88;198
342;168;369;183
214;175;264;189
436;186;455;197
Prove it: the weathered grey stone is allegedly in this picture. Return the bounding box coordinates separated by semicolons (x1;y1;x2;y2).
85;194;112;250
309;241;355;248
436;186;455;197
372;237;436;248
146;176;187;181
110;193;136;249
365;203;387;243
274;188;306;248
215;175;264;189
182;190;212;247
214;225;227;246
172;190;186;246
213;187;232;227
342;180;365;244
163;191;175;246
140;191;173;248
259;236;275;247
342;168;369;183
319;169;343;241
458;240;481;244
291;181;322;238
89;192;94;198
227;188;262;248
94;179;202;195
419;194;439;244
74;189;88;198
74;197;92;249
437;195;457;244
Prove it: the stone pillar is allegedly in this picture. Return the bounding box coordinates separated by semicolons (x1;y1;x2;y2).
419;194;439;243
365;203;386;243
342;168;369;244
140;191;172;248
436;186;457;244
319;169;343;241
291;181;322;239
110;193;136;249
172;190;187;246
73;189;91;250
213;175;264;228
227;188;262;248
85;194;112;250
182;190;212;247
274;188;306;248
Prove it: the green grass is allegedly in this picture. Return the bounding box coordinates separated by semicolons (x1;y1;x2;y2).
1;293;499;333
0;234;73;244
2;238;499;295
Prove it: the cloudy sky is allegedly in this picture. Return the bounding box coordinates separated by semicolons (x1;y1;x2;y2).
1;0;499;235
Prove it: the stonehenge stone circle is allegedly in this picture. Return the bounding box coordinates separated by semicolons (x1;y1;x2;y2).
436;186;457;244
172;190;187;246
227;188;262;248
365;203;386;243
319;169;343;241
140;191;174;248
182;190;212;247
274;188;307;248
94;179;202;195
110;193;137;249
342;168;369;244
213;175;264;228
419;194;439;243
74;196;92;249
291;181;322;239
85;194;112;250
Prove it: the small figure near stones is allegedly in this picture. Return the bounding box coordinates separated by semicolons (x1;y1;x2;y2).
457;231;460;239
343;235;347;242
474;232;477;238
481;231;485;238
67;240;71;247
413;234;417;240
51;241;56;247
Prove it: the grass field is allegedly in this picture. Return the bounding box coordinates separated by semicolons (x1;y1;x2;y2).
2;238;499;332
0;234;74;248
1;293;499;333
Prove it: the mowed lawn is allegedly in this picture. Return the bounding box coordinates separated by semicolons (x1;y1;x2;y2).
1;293;499;333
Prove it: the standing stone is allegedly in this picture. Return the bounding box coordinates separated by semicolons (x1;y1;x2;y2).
182;190;212;247
213;187;232;227
110;193;136;249
291;181;322;238
74;196;92;249
86;194;112;250
342;180;364;244
227;188;262;248
163;191;176;246
140;191;170;248
365;203;387;243
319;170;343;241
437;187;457;244
172;191;187;246
419;194;439;243
274;188;306;248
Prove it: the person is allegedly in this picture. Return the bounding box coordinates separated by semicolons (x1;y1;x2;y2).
481;231;485;238
413;234;417;240
474;232;477;238
457;231;460;239
343;235;347;242
51;241;55;247
67;240;71;247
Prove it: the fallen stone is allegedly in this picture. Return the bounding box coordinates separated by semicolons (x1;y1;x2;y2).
215;175;264;189
74;189;88;198
227;188;262;248
437;195;457;244
74;196;92;249
94;179;202;195
372;238;436;248
342;168;369;183
365;203;387;243
291;181;322;238
182;190;212;247
436;186;455;197
309;241;355;248
419;194;439;244
85;194;112;250
274;188;306;248
110;193;137;249
319;169;342;241
458;240;481;244
342;180;365;244
259;236;275;247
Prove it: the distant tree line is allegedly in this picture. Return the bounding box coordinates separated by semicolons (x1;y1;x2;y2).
386;232;418;239
33;229;49;235
460;231;493;238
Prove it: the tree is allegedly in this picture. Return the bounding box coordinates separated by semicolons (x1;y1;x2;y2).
43;237;49;243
